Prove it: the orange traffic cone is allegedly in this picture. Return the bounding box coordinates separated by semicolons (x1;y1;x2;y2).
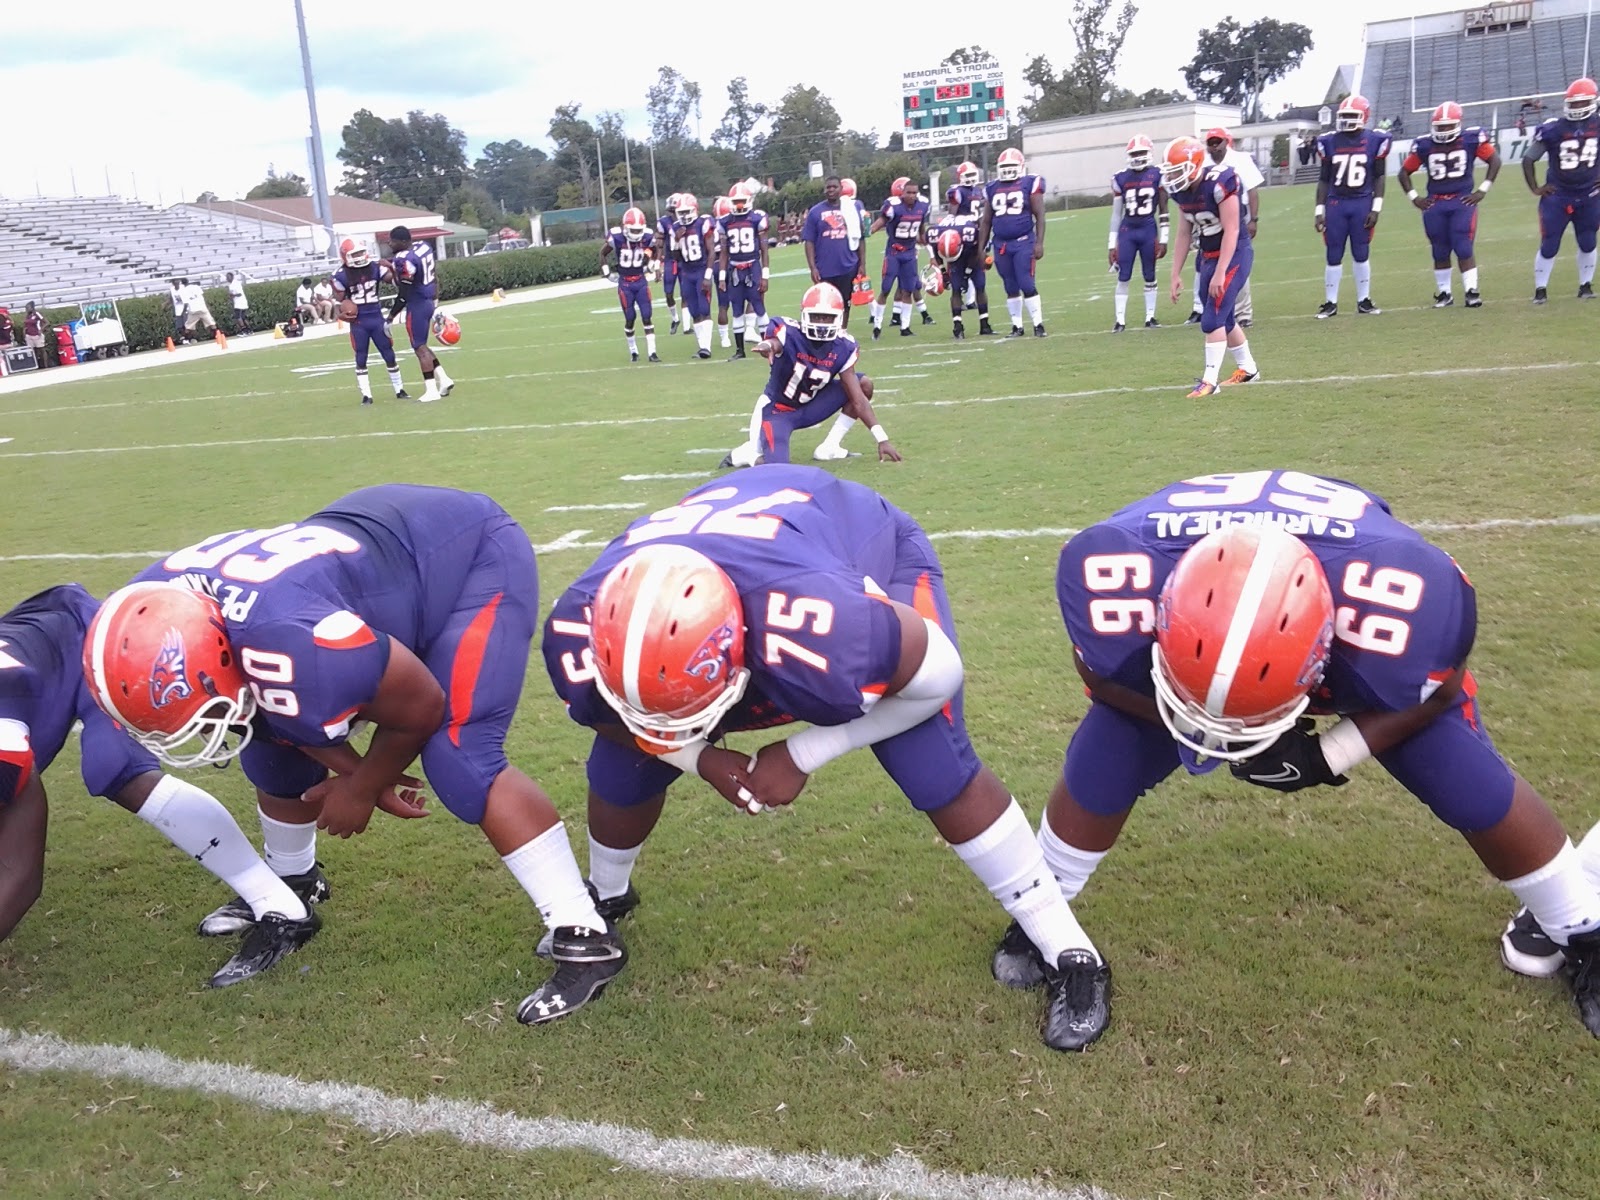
214;329;228;349
165;336;175;351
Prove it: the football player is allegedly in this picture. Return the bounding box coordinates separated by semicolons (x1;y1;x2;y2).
601;208;660;363
1397;103;1500;308
658;194;683;333
928;194;993;338
950;159;985;219
1314;94;1391;317
1204;129;1262;327
710;196;735;349
672;195;716;359
1523;76;1600;303
989;469;1600;1045
1163;137;1258;398
977;147;1048;337
0;585;325;986
718;283;900;468
867;177;909;335
869;177;933;338
332;239;409;404
1109;134;1168;332
542;466;1107;1052
83;485;628;1026
716;182;770;359
385;226;455;403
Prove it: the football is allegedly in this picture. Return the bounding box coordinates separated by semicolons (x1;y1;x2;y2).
338;299;358;321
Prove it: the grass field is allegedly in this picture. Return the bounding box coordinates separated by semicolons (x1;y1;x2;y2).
2;180;1599;1200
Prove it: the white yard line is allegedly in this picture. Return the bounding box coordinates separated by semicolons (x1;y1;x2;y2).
0;1027;1107;1200
620;471;709;481
546;502;648;512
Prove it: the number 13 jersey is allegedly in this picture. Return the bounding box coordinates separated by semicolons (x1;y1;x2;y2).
1058;470;1478;716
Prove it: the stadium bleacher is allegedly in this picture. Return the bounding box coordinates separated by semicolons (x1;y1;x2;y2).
0;196;325;307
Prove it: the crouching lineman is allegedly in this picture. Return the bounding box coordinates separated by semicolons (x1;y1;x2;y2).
718;283;900;467
542;466;1109;1052
82;485;628;1025
0;585;324;986
1163;137;1258;397
601;208;660;363
989;469;1600;1046
1109;134;1168;332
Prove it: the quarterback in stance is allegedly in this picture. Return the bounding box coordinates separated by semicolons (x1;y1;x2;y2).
1163;137;1258;398
543;467;1109;1052
83;485;627;1025
719;284;900;467
988;469;1600;1045
1397;102;1500;308
601;208;660;363
0;585;322;986
1523;76;1600;302
1314;94;1390;317
332;239;409;404
1109;134;1168;332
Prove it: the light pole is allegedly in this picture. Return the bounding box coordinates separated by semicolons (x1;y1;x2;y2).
294;0;338;259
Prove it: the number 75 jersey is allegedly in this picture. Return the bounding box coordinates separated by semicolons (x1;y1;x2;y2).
1058;471;1478;715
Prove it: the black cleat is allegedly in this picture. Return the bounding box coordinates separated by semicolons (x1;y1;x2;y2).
1501;907;1566;978
726;351;746;361
207;910;321;988
1563;928;1600;1036
669;318;679;334
1144;317;1160;328
630;351;639;362
890;311;902;328
360;394;373;406
1316;301;1338;319
395;389;411;400
647;352;661;363
920;310;935;325
199;863;330;937
899;325;914;336
537;883;643;958
1184;309;1204;325
871;324;882;340
1041;949;1112;1052
1534;286;1549;305
1581;282;1596;300
1112;322;1126;333
1433;291;1454;308
992;920;1046;990
1008;324;1026;338
1238;317;1253;328
978;318;996;335
518;924;627;1025
696;348;711;359
1465;289;1483;308
1356;297;1381;315
1032;324;1047;337
951;323;965;339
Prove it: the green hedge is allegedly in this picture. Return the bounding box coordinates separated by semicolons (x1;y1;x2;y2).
25;242;603;362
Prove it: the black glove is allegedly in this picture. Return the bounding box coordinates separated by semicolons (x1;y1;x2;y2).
1229;717;1349;793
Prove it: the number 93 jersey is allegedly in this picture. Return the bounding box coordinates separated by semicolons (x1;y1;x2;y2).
545;466;915;732
1058;470;1478;716
762;317;858;404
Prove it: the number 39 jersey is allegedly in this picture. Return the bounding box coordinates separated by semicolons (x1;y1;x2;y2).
1317;129;1392;199
129;484;515;747
1058;471;1478;716
761;316;859;405
545;467;907;732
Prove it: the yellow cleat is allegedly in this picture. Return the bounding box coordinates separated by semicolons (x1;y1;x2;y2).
1220;368;1259;387
1185;380;1218;399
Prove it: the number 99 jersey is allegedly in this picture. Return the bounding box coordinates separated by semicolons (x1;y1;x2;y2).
1058;471;1478;716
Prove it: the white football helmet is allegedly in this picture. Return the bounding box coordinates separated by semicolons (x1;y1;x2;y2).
799;282;846;341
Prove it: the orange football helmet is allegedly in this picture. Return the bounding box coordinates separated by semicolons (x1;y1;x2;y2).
1160;137;1207;193
996;147;1025;181
1151;524;1334;763
712;195;734;219
1567;76;1599;120
339;238;369;269
956;160;980;186
589;544;749;750
1126;134;1155;169
432;309;462;344
935;228;966;263
799;282;846;340
83;582;256;768
729;182;755;215
1430;101;1464;142
1337;94;1372;132
890;176;910;198
921;264;946;296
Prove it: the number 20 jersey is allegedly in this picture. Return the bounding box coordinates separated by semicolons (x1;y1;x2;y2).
1058;471;1478;716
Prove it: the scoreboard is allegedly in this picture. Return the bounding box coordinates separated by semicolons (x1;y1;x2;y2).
900;59;1008;151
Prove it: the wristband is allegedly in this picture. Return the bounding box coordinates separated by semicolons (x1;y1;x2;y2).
761;266;770;280
1371;197;1384;212
1107;236;1118;250
870;424;888;444
660;740;707;774
1320;718;1372;776
1479;178;1493;193
1314;204;1326;217
1406;189;1419;201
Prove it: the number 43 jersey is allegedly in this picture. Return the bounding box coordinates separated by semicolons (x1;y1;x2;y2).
545;466;911;733
1059;471;1478;716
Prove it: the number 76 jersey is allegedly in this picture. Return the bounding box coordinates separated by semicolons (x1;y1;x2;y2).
1059;471;1478;715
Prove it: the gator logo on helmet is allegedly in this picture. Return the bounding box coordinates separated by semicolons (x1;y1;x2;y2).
685;620;738;683
150;628;193;709
1295;617;1335;689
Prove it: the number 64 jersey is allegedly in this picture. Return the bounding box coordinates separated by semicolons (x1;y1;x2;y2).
1059;471;1478;716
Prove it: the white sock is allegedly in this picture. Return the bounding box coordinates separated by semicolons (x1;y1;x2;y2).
1461;267;1478;293
818;412;854;451
915;298;928;313
744;312;760;341
355;369;371;399
1579;249;1598;285
1024;294;1043;325
588;835;642;901
1006;296;1023;325
258;808;316;876
1506;841;1600;945
626;333;638;355
1534;254;1557;288
1143;281;1158;320
501;822;606;931
1352;260;1372;300
964;283;976;305
434;365;453;388
1230;338;1258;375
694;320;711;351
1038;817;1107;902
1202;339;1226;385
718;319;731;347
1114;282;1129;323
386;365;404;394
894;301;911;328
421;379;440;400
1324;265;1342;303
139;778;306;920
1434;268;1453;293
644;329;657;356
950;799;1098;964
869;300;884;325
1577;820;1600;891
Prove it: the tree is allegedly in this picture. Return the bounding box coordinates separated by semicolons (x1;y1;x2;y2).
474;140;549;213
245;169;308;200
442;182;496;227
1017;3;1140;122
548;103;599;206
1183;18;1314;122
335;109;468;210
194;190;218;203
646;66;702;145
941;44;996;67
712;77;768;158
762;84;841;183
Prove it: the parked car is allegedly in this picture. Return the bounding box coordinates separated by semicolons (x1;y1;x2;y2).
475;238;531;256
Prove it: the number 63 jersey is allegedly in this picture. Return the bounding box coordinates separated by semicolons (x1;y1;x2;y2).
545;467;916;734
1059;471;1478;716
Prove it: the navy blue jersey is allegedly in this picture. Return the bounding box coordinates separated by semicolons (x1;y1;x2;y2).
1404;128;1496;196
606;231;656;280
392;243;437;301
928;213;981;263
1530;115;1600;196
951;183;985;219
879;197;931;251
1171;165;1250;255
1111;166;1163;227
673;215;714;270
983;174;1044;240
761;316;859;404
718;210;768;267
1317;129;1392;199
332;263;390;318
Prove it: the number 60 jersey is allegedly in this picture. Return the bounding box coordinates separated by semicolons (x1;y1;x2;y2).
1059;471;1478;716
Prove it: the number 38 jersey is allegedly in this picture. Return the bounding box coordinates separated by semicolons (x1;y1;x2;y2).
1530;114;1600;197
545;466;909;732
1058;471;1478;716
760;316;858;405
1317;129;1392;200
1403;128;1495;197
129;485;517;747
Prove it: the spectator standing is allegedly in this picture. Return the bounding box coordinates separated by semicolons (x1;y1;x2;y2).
179;279;217;339
225;272;250;335
312;276;336;323
23;302;47;368
294;276;317;323
168;279;186;343
0;308;13;348
802;175;866;329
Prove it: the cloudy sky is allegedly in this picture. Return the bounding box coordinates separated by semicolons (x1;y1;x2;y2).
5;0;1425;205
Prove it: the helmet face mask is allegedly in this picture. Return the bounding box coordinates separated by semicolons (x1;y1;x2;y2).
729;184;753;215
996;149;1024;181
1431;102;1463;142
1126;135;1154;170
1160;137;1205;193
799;282;845;340
1567;77;1598;120
1336;94;1371;133
674;196;699;224
622;207;648;242
341;239;370;269
956;160;980;186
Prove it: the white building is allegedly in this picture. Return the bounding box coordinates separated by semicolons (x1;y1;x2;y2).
1021;102;1242;197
